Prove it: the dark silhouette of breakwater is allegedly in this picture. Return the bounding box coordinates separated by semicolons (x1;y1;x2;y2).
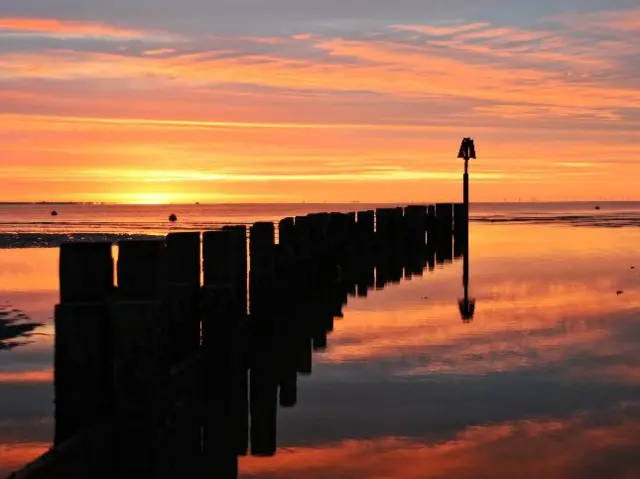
7;204;470;479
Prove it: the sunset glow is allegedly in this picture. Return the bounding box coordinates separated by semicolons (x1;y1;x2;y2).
1;2;639;202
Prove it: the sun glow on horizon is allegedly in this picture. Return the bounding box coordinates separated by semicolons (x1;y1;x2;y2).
118;192;184;204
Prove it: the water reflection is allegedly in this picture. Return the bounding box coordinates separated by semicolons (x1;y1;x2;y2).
455;230;475;323
5;221;640;478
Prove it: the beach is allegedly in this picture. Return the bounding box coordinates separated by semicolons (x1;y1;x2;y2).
1;203;640;478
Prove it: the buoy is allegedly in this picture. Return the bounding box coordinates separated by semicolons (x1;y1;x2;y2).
169;214;177;222
51;211;58;216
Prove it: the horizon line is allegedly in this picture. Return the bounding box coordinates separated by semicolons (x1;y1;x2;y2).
1;200;639;206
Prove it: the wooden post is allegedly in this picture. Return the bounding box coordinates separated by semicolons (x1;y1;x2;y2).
249;222;275;314
112;240;167;409
375;208;392;245
345;212;357;246
454;203;469;237
117;240;167;301
426;205;437;246
404;205;427;244
202;229;248;457
55;242;114;445
249;222;278;456
435;203;453;236
356;210;375;245
166;232;200;285
391;206;405;243
201;278;241;475
274;246;298;408
166;232;201;362
59;242;114;303
278;217;295;251
222;224;249;320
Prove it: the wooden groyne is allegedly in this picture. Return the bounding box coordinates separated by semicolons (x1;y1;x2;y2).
7;203;468;479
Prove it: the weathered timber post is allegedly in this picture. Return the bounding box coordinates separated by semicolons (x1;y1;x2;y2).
454;203;469;238
404;205;427;245
249;222;278;456
165;232;201;363
55;242;114;446
201;230;241;475
374;208;393;289
202;229;248;457
435;203;453;237
278;217;295;251
288;218;313;376
356;210;375;246
273;245;298;408
222;224;249;320
107;239;169;477
354;209;375;296
435;203;454;264
426;205;437;246
375;208;392;246
391;206;405;244
345;211;357;247
112;239;167;409
402;205;428;278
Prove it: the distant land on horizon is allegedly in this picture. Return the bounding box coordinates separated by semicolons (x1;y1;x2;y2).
1;200;639;206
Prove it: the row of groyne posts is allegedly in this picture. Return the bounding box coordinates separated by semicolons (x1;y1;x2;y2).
10;203;469;479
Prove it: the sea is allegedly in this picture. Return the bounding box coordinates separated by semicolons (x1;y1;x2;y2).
1;202;640;478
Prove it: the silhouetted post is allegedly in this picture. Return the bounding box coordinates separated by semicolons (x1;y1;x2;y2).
457;137;476;224
391;206;405;243
345;211;357;246
274;246;297;408
59;242;114;303
434;204;453;264
112;239;167;409
454;203;469;238
435;203;453;237
202;229;248;457
166;232;201;362
201;237;240;477
307;213;326;260
55;242;114;446
356;210;375;245
426;205;437;245
250;222;275;313
249;222;278;456
404;205;427;244
403;205;427;278
327;213;346;266
278;217;295;252
222;224;249;320
375;208;392;246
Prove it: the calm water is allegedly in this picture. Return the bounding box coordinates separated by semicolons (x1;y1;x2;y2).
1;202;640;243
1;204;640;477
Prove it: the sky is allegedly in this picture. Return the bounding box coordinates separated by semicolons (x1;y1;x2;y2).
1;0;639;203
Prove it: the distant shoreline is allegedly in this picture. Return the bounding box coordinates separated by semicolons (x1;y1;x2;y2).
1;201;639;206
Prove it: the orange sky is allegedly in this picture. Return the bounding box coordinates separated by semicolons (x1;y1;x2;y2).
1;3;639;202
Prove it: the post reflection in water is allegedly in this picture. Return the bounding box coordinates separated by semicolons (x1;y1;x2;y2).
455;216;475;323
43;211;448;479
